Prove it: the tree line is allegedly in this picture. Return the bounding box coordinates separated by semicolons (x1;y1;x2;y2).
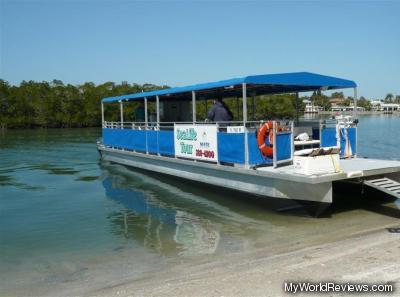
309;91;400;111
0;79;167;129
1;79;399;129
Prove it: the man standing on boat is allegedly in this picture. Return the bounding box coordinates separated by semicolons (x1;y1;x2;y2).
207;97;234;122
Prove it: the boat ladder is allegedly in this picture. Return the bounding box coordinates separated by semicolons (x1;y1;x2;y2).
363;177;400;199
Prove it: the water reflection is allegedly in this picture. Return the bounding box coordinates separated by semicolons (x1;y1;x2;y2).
75;175;99;181
29;164;80;175
100;160;400;261
103;174;221;256
0;174;45;190
102;164;280;255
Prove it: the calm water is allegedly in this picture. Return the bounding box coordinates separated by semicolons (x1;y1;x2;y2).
1;114;399;296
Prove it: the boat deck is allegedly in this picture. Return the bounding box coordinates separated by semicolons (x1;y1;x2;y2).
257;158;400;183
340;158;400;176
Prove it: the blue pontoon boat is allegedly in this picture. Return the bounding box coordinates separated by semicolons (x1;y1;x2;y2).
97;72;400;206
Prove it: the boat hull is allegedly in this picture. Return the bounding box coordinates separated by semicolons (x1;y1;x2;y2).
98;146;333;203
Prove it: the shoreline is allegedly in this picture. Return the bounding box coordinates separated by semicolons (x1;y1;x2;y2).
88;222;400;297
315;111;400;115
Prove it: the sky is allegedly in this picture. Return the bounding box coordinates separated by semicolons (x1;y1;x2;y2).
0;0;399;99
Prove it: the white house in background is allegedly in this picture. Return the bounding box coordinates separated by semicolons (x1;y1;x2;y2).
370;100;399;112
303;99;323;113
381;103;400;112
371;100;383;111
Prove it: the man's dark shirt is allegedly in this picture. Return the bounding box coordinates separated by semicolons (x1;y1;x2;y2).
207;101;233;122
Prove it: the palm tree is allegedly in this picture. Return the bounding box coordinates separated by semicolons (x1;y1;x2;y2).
385;93;394;103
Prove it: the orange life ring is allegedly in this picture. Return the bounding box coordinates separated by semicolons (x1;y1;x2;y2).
257;121;274;157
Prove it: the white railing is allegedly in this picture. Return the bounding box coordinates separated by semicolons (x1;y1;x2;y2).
102;120;295;168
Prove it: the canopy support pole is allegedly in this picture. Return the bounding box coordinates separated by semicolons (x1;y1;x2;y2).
144;97;148;154
144;97;148;128
156;96;160;129
243;83;249;168
242;83;248;123
119;101;124;129
353;87;358;158
353;87;358;118
156;95;160;156
295;92;299;126
192;91;196;124
101;103;104;128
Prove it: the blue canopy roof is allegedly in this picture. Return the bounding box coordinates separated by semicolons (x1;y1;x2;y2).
102;72;356;103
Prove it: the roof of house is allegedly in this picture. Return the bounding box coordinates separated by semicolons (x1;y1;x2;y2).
329;97;345;104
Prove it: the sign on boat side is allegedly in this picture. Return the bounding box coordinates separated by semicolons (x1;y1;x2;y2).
174;124;218;162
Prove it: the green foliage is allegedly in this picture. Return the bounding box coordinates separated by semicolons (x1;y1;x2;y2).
0;79;166;129
252;94;298;119
331;92;344;98
195;94;298;121
385;93;394;103
0;80;11;129
357;96;372;111
311;90;330;110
